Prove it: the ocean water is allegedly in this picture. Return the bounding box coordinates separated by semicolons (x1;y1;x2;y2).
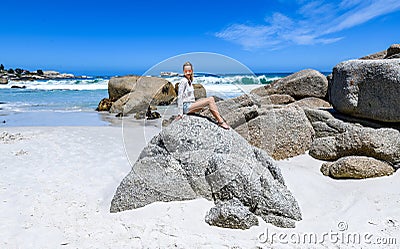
0;73;290;126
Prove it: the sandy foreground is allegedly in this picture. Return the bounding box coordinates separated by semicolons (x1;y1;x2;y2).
1;124;399;249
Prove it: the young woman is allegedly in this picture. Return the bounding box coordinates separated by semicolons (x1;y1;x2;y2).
175;61;230;129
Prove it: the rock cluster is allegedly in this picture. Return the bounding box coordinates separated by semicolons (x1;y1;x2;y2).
109;44;400;231
0;68;76;82
197;69;328;160
97;75;206;117
307;44;400;179
305;108;399;178
214;47;399;177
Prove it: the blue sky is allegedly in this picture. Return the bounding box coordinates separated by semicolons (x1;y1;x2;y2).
1;0;399;75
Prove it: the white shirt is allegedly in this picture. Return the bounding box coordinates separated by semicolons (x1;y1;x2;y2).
177;77;195;115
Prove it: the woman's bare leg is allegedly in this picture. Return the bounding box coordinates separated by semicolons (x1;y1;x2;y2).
187;97;229;128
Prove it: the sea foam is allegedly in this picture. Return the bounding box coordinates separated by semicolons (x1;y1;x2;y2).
0;78;108;90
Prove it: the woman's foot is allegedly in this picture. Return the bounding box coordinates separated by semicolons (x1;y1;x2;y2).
217;121;230;130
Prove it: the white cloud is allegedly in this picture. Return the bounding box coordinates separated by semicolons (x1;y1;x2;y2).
215;24;280;50
215;0;400;50
324;0;400;34
339;0;363;9
298;0;334;18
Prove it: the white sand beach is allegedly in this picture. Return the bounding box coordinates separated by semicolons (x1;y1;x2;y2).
1;125;399;248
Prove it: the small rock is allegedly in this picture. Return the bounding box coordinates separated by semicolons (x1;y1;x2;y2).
0;78;8;84
146;106;161;120
162;115;177;127
359;44;400;60
321;156;395;179
359;50;387;60
96;98;113;112
385;44;400;58
134;111;146;119
15;149;28;156
0;131;25;143
290;97;331;109
205;198;259;229
267;94;295;105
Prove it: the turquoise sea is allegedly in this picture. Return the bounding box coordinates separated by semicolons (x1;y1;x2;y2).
0;73;309;126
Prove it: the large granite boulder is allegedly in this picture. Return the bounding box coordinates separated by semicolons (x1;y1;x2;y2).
111;115;301;228
204;94;261;129
235;105;315;160
321;156;395;179
303;108;343;138
330;59;400;122
250;69;328;99
193;84;207;99
109;77;176;114
310;127;400;165
108;75;140;100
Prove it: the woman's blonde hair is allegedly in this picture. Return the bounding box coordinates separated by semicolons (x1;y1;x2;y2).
183;61;194;83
